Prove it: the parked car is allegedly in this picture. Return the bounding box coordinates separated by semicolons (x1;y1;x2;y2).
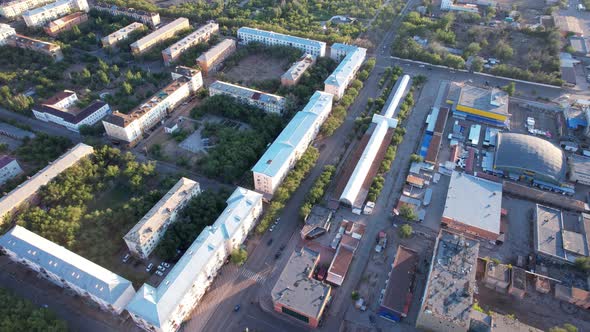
269;225;275;232
363;201;375;215
146;263;154;273
157;265;166;272
162;262;171;268
267;238;273;246
155;270;164;277
122;253;130;263
234;304;241;312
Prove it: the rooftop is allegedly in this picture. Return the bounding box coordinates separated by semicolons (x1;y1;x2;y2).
197;38;235;63
0;155;16;169
102;22;145;41
124;178;199;246
46;11;86;29
281;54;314;81
301;205;332;238
484;261;510;284
449;82;509;116
381;246;418;314
252;91;333;177
420;230;479;328
442;171;503;235
271;247;331;318
324;44;366;87
162;22;218;56
94;2;159;18
327;246;353;282
209;81;286;107
569;154;590;182
9;34;61;52
238;27;326;49
132;17;188;49
24;0;74;16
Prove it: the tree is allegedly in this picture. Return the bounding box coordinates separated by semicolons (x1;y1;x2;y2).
471;57;484;72
464;42;481;57
549;324;579;332
574;256;590;272
351;290;360;301
230;248;248;266
0;287;68;331
399;224;413;238
410;154;423;163
121;82;133;95
399;205;418;221
495;41;514;60
502;82;516;96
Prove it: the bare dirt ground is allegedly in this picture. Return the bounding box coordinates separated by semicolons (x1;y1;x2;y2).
223;54;290;84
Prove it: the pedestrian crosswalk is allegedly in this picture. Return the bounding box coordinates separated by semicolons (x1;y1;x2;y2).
238;268;267;284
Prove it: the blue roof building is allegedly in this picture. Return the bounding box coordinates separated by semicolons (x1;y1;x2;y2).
325;44;366;99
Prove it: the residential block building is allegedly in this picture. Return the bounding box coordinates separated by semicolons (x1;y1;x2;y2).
101;22;145;47
0;23;15;45
22;0;88;27
92;2;160;27
0;156;23;186
32;90;111;132
281;54;314;86
124;178;201;260
130;17;189;55
126;187;263;332
43;11;87;36
208;80;286;114
0;0;53;19
162;21;218;66
252;91;333;196
0;225;136;314
237;27;326;57
324;43;366;99
102;66;202;145
196;38;236;75
5;33;63;60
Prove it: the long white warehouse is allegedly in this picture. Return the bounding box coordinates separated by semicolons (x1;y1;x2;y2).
339;75;410;207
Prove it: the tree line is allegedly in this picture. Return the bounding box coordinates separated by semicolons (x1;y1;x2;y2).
0;287;68;331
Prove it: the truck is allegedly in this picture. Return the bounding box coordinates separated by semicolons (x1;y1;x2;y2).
363;201;375;215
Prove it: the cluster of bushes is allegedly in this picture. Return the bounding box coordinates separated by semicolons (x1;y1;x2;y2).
0;287;68;331
15;134;72;167
299;165;336;218
155;190;229;260
224;42;302;69
490;64;563;86
256;146;319;233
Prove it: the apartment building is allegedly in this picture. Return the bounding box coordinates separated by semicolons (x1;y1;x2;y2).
209;81;286;114
324;44;366;99
196;38;236;74
0;156;23;186
0;23;15;45
102;66;202;145
162;21;218;66
23;0;88;27
0;143;93;220
130;17;189;55
281;54;315;86
237;27;326;57
43;11;87;36
32;90;111;132
0;0;53;19
5;33;63;60
126;187;263;332
0;225;136;314
101;22;145;47
252;91;333;196
92;2;159;27
124;178;200;260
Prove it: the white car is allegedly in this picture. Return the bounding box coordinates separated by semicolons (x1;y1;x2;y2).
155;270;164;277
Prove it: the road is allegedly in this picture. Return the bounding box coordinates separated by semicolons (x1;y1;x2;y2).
0;107;82;142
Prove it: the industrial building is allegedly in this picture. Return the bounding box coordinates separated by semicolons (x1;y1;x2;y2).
301;205;332;239
124;178;200;260
324;43;366;99
568;154;590;185
101;22;145;47
252;91;333;196
440;0;479;13
127;187;263;332
92;2;160;27
554;15;584;37
43;11;87;36
326;245;354;286
339;75;409;208
237;27;326;57
0;156;23;186
130;18;189;55
441;171;503;242
378;246;418;322
196;38;236;75
534;204;589;264
416;230;481;332
4;31;63;60
281;54;314;86
446;82;510;127
494;132;566;186
209;81;286;114
271;247;331;328
22;0;88;27
0;225;136;314
32;90;111;132
0;0;54;19
162;22;218;66
102;66;202;145
0;143;93;220
483;261;510;292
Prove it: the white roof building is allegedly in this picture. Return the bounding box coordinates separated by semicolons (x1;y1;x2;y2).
208;80;286;114
131;18;189;55
237;27;326;57
0;23;16;45
126;187;263;332
22;0;89;27
324;44;366;99
101;22;145;47
162;22;219;66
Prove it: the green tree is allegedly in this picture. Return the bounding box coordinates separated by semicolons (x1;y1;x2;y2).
495;41;514;60
231;248;248;266
0;287;68;331
410;154;423;163
464;42;481;57
97;71;110;85
574;256;590;272
122;82;133;95
399;205;418;221
351;290;360;301
399;224;413;238
549;324;579;332
502;82;516;96
471;57;485;72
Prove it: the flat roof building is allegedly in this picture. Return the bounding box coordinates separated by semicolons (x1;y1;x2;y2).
0;156;23;186
416;230;480;332
281;53;314;86
483;261;510;292
0;0;54;19
127;187;263;332
0;23;15;45
162;22;218;66
92;2;159;27
208;81;286;114
554;15;584;37
301;205;332;239
101;22;145;47
494;132;566;185
124;178;200;260
0;143;93;221
102;66;202;145
43;11;87;36
441;171;503;241
446;82;510;127
252;91;333;196
326;246;354;286
0;225;136;314
568;154;590;185
378;246;418;322
131;18;189;55
555;284;590;309
23;0;88;27
196;38;236;75
237;26;326;57
271;247;331;328
6;33;63;60
324;44;366;99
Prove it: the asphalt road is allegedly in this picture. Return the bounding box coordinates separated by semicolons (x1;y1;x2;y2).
0;107;82;142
